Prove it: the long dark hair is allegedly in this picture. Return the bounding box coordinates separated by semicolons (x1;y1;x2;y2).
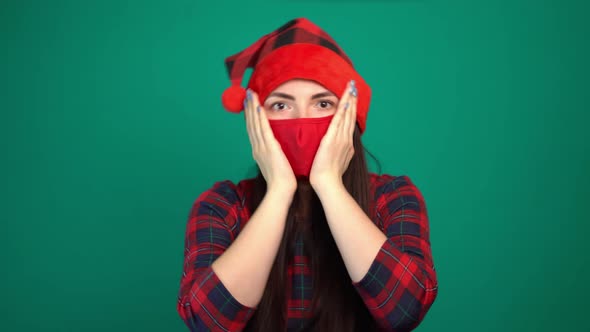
243;124;382;332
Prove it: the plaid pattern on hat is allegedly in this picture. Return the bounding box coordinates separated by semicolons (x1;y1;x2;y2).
224;18;353;84
221;17;372;133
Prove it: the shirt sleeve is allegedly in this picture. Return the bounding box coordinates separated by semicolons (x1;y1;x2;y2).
177;180;256;332
352;175;438;331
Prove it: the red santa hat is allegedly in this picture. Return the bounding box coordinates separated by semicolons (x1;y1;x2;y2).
221;17;372;134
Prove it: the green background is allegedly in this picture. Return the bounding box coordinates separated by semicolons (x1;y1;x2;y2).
1;0;588;331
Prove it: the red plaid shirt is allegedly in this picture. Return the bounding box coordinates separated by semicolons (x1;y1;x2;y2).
177;173;438;331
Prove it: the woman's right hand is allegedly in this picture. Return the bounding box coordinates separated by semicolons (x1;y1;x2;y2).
244;89;297;196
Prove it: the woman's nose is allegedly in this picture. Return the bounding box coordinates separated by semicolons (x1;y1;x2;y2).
296;105;313;118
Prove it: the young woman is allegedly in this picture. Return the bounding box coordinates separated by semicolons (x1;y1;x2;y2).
177;18;438;332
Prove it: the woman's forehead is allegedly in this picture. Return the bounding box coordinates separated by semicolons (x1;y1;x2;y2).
270;79;334;96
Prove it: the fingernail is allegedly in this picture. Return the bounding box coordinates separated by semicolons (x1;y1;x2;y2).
246;89;252;101
344;101;349;110
257;105;260;113
243;99;247;109
349;80;357;97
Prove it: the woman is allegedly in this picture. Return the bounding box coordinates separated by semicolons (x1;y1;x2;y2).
177;18;438;332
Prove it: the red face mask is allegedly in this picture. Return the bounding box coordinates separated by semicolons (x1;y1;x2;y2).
268;114;334;177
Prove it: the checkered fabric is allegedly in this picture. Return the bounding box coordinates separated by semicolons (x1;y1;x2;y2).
221;17;372;134
177;173;438;331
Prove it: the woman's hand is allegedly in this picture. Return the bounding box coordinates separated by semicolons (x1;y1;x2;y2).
244;89;297;195
309;80;357;191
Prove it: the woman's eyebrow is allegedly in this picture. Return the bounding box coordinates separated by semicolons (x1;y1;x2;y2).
311;91;336;99
267;91;336;101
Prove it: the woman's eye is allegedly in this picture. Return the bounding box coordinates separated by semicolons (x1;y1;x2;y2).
317;101;334;109
271;102;288;111
269;101;334;111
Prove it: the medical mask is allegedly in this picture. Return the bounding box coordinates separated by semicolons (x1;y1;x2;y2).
268;114;334;177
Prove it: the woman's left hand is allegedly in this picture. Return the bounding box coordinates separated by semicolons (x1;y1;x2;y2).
309;80;357;190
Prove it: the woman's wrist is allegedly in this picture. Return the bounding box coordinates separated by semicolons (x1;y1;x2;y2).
266;182;296;202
